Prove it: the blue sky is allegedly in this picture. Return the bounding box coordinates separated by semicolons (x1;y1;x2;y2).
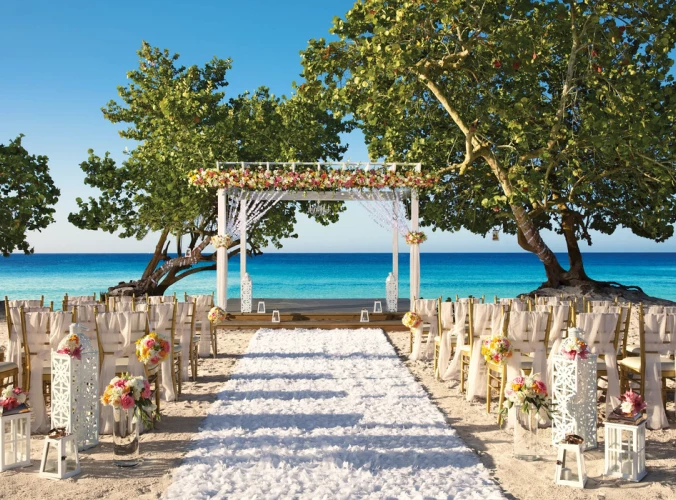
1;0;674;254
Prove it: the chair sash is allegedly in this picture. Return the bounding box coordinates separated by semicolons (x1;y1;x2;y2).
149;295;175;305
642;314;670;430
509;300;528;312
70;304;99;336
442;301;468;381
49;311;74;349
577;312;621;415
506;311;550;428
410;299;438;361
97;313;124;434
7;300;42;308
149;304;177;402
23;312;52;433
544;304;571;384
188;295;214;357
466;304;502;400
115;301;134;312
436;302;454;377
175;302;194;379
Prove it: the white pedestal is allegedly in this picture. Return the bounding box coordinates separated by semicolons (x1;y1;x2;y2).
240;273;252;313
386;273;398;312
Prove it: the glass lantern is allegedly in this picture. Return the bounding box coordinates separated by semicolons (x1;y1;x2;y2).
604;419;647;482
360;309;370;323
0;408;31;471
373;301;383;314
271;310;281;323
257;301;266;314
39;430;81;480
554;436;587;488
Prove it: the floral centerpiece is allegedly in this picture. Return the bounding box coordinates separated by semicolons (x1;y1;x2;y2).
501;373;553;421
211;234;232;249
208;306;227;324
402;311;422;329
101;374;158;427
481;335;513;365
135;332;170;367
618;390;647;417
56;333;83;360
0;385;28;411
560;329;590;360
405;231;427;245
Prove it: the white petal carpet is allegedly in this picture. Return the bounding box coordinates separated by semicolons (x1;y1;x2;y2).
165;328;503;499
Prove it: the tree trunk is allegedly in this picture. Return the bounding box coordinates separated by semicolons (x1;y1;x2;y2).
561;212;591;284
141;229;170;281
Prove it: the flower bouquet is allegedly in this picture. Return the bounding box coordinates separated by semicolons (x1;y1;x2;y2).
402;311;422;329
0;385;28;413
501;373;553;421
101;373;158;427
612;390;647;421
405;231;427;245
135;332;170;367
560;331;590;360
481;335;513;365
57;333;83;360
208;306;227;324
211;234;232;249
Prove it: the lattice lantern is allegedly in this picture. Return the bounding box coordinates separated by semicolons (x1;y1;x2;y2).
51;324;99;451
386;273;398;313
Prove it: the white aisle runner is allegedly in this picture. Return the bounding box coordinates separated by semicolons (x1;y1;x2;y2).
165;329;502;499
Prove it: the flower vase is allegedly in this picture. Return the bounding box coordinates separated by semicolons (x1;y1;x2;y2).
514;408;541;461
113;407;140;467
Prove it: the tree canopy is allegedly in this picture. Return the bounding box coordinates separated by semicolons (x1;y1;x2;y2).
0;135;60;257
69;42;349;294
301;0;676;287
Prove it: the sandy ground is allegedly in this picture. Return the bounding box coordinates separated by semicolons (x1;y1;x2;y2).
0;322;254;500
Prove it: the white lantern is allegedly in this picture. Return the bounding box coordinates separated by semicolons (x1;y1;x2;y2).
386;273;398;312
271;310;280;323
604;418;647;482
0;408;31;471
360;309;370;323
51;324;99;451
241;273;253;313
554;436;587;488
257;301;266;314
551;354;598;449
39;430;81;480
373;301;382;314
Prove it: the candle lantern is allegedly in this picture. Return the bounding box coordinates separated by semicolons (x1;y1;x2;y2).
51;323;99;451
257;301;266;314
240;273;253;313
604;418;647;482
360;309;370;323
39;429;81;480
373;301;383;314
271;310;281;323
0;407;31;471
554;435;587;488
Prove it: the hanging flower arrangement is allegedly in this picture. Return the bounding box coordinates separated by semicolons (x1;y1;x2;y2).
208;306;227;324
211;234;232;249
135;332;171;366
481;335;513;365
56;333;83;360
188;166;439;192
405;231;427;245
402;311;422;329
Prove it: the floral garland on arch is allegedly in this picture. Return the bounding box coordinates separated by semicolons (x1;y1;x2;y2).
211;234;232;249
405;231;427;245
188;166;439;192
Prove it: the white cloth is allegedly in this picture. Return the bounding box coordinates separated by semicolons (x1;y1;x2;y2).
410;244;420;304
577;312;621;415
436;302;454;377
148;303;177;402
49;311;74;349
641;314;670;430
505;311;550;428
97;312;124;434
543;305;571;386
69;304;100;336
442;302;468;381
409;300;437;361
188;295;214;357
465;304;503;400
23;312;52;433
7;307;24;387
149;295;175;305
175;302;195;380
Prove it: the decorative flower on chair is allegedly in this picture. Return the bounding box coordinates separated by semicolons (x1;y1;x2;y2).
404;231;427;245
481;335;513;365
135;332;170;366
208;306;227;324
211;234;232;249
402;311;422;329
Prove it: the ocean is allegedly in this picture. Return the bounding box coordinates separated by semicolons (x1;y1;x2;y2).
1;252;674;307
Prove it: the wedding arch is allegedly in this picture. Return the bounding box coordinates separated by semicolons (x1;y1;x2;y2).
188;162;438;312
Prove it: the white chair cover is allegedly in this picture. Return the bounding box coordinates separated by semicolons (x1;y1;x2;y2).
49;311;74;349
543;304;571;384
147;303;177;402
148;295;175;305
115;301;134;312
641;314;670;430
466;304;503;401
442;301;469;381
7;306;51;387
410;299;438;361
187;295;214;357
505;311;550;428
22;311;52;433
436;302;454;377
67;295;97;305
509;300;528;312
577;312;621;415
7;300;42;308
648;305;676;315
69;304;100;337
175;302;194;379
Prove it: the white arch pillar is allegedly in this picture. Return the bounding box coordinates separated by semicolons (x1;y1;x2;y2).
217;188;228;309
410;188;420;304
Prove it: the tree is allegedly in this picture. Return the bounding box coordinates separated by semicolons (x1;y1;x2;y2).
301;0;676;288
69;42;349;295
0;135;60;257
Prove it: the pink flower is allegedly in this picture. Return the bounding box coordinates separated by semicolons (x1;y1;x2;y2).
150;356;160;365
562;351;576;360
142;381;152;399
144;338;155;349
534;380;548;395
513;376;525;387
120;394;135;410
114;379;127;389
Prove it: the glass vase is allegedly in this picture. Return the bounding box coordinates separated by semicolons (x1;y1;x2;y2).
113;407;140;467
514;408;541;461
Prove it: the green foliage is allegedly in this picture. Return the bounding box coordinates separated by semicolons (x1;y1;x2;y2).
0;135;60;256
301;1;676;264
69;42;349;289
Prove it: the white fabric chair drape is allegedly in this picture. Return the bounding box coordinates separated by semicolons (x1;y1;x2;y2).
641;314;671;430
543;304;571;385
442;301;469;381
69;304;100;337
505;311;550;428
22;311;52;433
436;302;454;377
509;300;528;312
147;303;177;402
465;304;505;401
175;302;194;380
188;295;214;357
148;295;175;305
8;306;50;387
49;311;74;349
577;312;622;415
410;299;438;361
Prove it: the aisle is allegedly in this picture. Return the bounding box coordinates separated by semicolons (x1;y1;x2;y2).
165;329;503;499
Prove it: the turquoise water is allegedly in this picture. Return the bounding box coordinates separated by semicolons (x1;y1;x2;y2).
1;253;674;307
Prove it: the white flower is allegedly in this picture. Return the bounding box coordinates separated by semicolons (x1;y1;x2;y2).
621;400;634;414
1;385;14;399
16;393;27;405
